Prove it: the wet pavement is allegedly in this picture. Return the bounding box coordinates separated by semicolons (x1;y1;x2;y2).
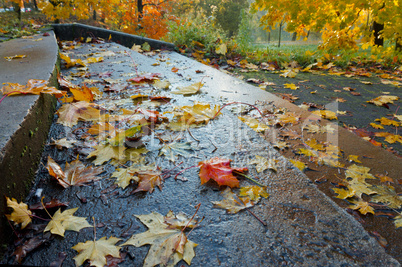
1;34;400;266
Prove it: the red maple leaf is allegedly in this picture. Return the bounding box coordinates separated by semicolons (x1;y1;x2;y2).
198;157;247;188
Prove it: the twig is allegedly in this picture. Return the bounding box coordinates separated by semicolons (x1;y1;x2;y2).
233;171;265;187
212;101;265;120
161;161;183;177
245;208;267;226
175;165;198;180
187;127;199;142
208;138;218;153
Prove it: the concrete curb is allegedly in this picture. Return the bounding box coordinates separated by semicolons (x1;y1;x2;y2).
0;31;59;251
51;23;176;50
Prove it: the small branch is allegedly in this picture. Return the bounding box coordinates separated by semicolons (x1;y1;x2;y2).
187;127;199;142
245;208;267;226
207;138;218;153
175;165;198;180
233;171;265;187
212;101;265;120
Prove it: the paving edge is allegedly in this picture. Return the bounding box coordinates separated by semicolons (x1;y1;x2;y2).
0;35;59;254
50;23;176;50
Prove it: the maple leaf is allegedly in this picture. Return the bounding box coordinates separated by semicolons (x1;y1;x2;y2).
375;117;400;126
312;110;338;120
168;102;220;130
280;68;298;78
198;157;247;188
87;144;126;165
127;73;161;83
60;53;86;68
289;159;307;171
57;101;102;127
367;95;399;107
107;125;143;146
347;155;362;163
345;164;376;181
332;187;356;199
153;79;171;90
159;142;194;162
212;187;254;214
164;211;198;230
172;82;203;95
112;167;140;189
284;83;299;90
73;236;122;267
4;54;26;61
239;186;269;202
122;212;198;267
249;155;278;172
47;156;104;188
44;207;91;237
371;186;402;209
133;168;163;193
70;84;94;102
275;112;300;126
215;43;227;55
238;116;269;133
50;138;77;149
348;200;375;215
370;123;384;129
394;215;402;228
1;79;66;98
5;197;32;229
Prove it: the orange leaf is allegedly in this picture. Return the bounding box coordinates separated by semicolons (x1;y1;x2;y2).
133;168;163;193
70;84;94;102
198;157;247;188
171;67;179;73
1;79;66;98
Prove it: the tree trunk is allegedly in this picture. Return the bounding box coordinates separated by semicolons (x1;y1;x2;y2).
32;0;38;11
278;22;282;47
93;9;97;20
137;0;143;17
396;38;402;52
292;32;297;41
373;21;384;46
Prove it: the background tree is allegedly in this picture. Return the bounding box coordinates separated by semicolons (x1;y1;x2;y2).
251;0;402;51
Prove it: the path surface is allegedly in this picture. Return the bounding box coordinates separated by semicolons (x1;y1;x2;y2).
0;32;401;266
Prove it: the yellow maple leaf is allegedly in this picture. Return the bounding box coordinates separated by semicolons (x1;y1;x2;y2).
284;83;299;90
280;68;298;78
73;236;121;267
348;155;362;163
238;116;269;133
370;123;384;129
289;159;306;171
332;188;355;199
348;200;375;215
239;186;269;202
249;155;277;172
394;215;402;228
1;79;66;98
172;82;203;95
375;117;400;127
56;101;102;127
215;43;227;55
87;144;126;166
122;211;198;266
44;207;92;237
312;110;338;120
5;197;32;229
367;95;399;106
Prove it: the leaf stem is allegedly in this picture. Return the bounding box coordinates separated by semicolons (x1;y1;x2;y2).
212;101;265;120
174;165;198;180
233;171;265;187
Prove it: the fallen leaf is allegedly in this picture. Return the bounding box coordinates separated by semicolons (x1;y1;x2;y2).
332;187;356;199
50;138;77;149
239;186;269;202
122;211;197;267
312;110;338;120
367;95;399;107
238;116;269;133
44;207;92;237
172;82;203;95
127;73;161;83
216;43;227;55
369;123;384;129
12;236;48;264
168;102;220;130
5;54;26;61
87;144;126;165
73;236;121;267
280;68;298;78
348;200;375;215
284;83;299;90
6;197;32;229
212;187;254;214
60;53;86;68
1;79;66;98
371;186;402;209
289;159;306;171
160;142;194;162
47;156;104;188
347;155;362;163
153;79;171;90
133;168;163;193
375;117;400;127
394;215;402;228
198;157;247;188
249;155;277;172
57;101;102;127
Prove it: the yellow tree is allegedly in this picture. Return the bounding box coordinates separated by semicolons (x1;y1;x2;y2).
251;0;402;51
